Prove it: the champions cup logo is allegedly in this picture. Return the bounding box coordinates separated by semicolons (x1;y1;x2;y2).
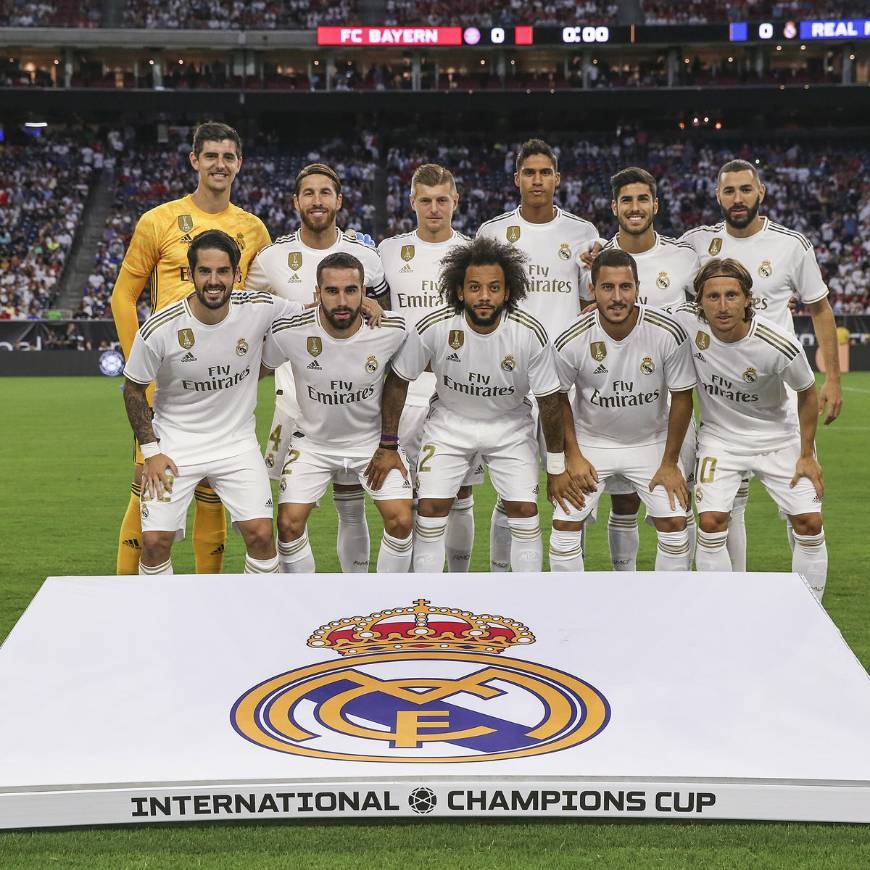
506;226;521;244
288;252;303;271
231;599;610;763
591;341;607;362
695;331;710;351
708;238;722;256
401;245;415;262
448;330;464;350
177;329;195;349
235;233;246;251
177;214;194;234
307;336;323;357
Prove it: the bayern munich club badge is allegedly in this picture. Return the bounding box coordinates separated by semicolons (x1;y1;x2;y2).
231;599;610;763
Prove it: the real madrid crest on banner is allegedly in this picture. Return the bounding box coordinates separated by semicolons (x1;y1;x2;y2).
177;329;195;349
506;226;521;244
177;214;194;234
236;338;249;357
758;259;773;278
591;341;607;362
558;243;571;260
695;331;710;351
231;599;610;762
401;245;415;262
708;238;722;256
448;330;464;350
288;252;303;271
307;336;323;357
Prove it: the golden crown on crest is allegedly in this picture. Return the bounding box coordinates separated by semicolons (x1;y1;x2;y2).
307;599;535;657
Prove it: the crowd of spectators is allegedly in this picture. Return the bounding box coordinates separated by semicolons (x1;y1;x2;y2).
0;136;95;319
384;132;869;315
0;0;100;27
641;0;866;24
386;0;617;27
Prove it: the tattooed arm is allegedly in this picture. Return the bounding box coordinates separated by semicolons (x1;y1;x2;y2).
123;378;177;499
123;378;157;447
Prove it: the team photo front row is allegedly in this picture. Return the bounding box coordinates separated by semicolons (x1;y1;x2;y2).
122;230;826;596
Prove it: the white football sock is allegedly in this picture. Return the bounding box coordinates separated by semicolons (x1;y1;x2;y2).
377;530;413;573
655;529;691;571
695;529;731;572
413;514;448;573
786;518;795;554
685;512;698;568
792;530;828;601
489;499;511;571
278;531;315;573
727;480;749;571
508;515;543;572
607;511;639;571
548;528;584;572
139;558;173;575
334;490;370;573
244;553;279;574
446;496;474;572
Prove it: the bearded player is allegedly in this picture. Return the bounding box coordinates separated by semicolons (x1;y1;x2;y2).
111;122;271;575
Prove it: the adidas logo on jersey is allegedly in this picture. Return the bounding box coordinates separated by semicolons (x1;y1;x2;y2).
181;351;197;362
446;352;461;362
400;263;413;273
694;352;706;362
288;274;302;283
179;233;193;244
265;498;273;508
593;363;608;374
307;360;322;370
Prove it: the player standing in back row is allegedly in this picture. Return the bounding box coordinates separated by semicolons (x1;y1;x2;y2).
245;163;388;574
476;139;599;571
680;159;841;571
378;163;478;572
111;122;271;576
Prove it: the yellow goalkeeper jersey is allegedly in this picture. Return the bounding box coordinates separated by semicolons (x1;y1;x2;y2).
111;194;271;358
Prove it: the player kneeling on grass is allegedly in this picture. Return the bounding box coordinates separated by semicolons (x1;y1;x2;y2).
673;258;827;598
551;248;696;572
123;230;306;576
262;252;413;574
369;236;585;573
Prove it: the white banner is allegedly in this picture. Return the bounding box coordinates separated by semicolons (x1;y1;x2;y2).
0;572;868;827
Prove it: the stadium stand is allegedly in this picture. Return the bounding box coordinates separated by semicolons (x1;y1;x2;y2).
0;0;100;27
641;0;866;24
386;0;617;26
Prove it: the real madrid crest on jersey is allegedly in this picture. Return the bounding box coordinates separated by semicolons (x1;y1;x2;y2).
307;336;323;357
177;214;194;234
448;329;464;350
656;272;670;289
758;259;773;278
177;328;195;349
506;226;521;244
742;367;758;383
288;252;303;271
501;353;516;372
695;331;710;351
365;354;378;374
591;341;607;362
558;243;571;260
640;356;656;375
236;338;249;357
231;599;610;763
708;238;722;256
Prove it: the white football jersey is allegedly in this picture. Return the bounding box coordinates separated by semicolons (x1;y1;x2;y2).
262;307;406;453
392;305;561;421
554;305;696;449
378;229;470;405
673;304;815;454
245;228;388;420
679;217;827;332
125;292;303;466
476;206;598;342
602;233;700;311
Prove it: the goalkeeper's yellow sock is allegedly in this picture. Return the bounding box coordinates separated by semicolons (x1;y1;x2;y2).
116;482;143;575
193;485;226;574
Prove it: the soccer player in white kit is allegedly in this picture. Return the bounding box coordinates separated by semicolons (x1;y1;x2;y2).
245;163;388;574
476;139;599;570
262;252;413;574
598;167;702;570
551;248;696;572
680;159;841;571
675;259;827;599
369;236;584;574
378;163;478;571
122;230;305;576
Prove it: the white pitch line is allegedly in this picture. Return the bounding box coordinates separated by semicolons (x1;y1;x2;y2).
841;386;870;395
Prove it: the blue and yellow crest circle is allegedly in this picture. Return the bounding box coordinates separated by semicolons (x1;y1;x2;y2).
231;651;610;763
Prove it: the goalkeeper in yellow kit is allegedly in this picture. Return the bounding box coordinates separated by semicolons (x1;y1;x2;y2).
111;121;271;574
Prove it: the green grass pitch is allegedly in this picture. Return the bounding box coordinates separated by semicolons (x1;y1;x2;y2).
0;373;868;866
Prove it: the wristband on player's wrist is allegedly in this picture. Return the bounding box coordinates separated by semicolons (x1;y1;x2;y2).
546;452;567;475
140;441;161;459
378;442;399;451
